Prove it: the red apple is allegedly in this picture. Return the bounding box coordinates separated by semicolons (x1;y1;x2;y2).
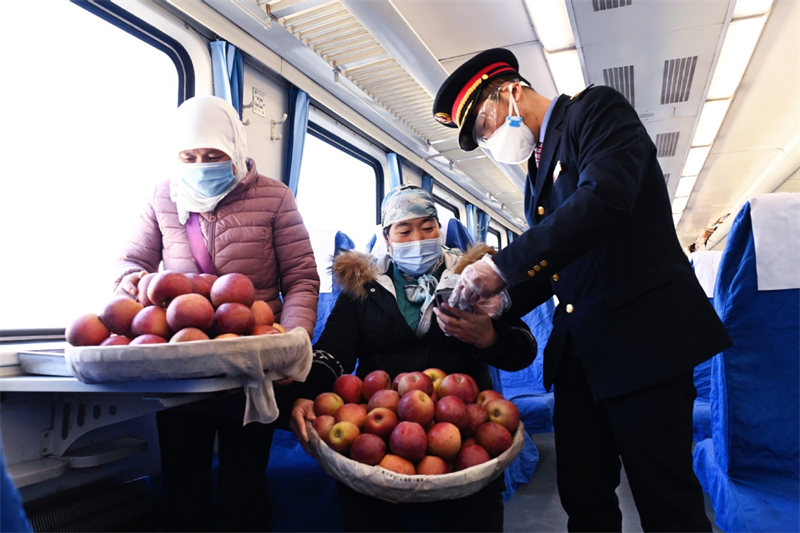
214;302;255;335
210;273;255;307
423;367;447;393
464;403;489;437
416;455;449;475
100;335;131;346
186;272;216;299
427;422;462;461
129;333;167;345
215;333;240;339
100;296;143;337
328;420;360;455
170;327;210;342
166;293;215;331
474;421;513;457
389;421;427;462
350;433;386;466
313;414;336;444
397;390;435;426
362;369;392;400
434;394;468;430
250;300;275;326
147;271;193;308
334;403;367;430
137;273;156;306
397;371;434;397
131;305;171;339
438;373;479;404
66;313;110;346
476;389;504;408
367;389;400;413
392;372;408;391
251;324;281;335
485;398;521;433
313;392;344;417
333;374;364;404
363;407;399;440
455;444;491;470
378;454;415;475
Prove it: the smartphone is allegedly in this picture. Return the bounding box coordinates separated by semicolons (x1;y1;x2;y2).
434;289;457;317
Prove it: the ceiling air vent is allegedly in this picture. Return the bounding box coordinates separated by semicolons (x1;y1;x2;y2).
593;0;632;11
603;65;634;106
661;56;697;104
655;132;680;157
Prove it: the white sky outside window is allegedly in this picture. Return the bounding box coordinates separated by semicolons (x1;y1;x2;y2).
295;134;378;293
0;2;177;330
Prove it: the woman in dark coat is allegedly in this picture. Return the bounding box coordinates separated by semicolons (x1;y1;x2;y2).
289;185;536;532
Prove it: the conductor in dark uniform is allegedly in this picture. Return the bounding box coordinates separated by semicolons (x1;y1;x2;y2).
433;48;731;532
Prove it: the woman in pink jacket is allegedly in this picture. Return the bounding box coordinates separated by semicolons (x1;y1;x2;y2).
114;95;319;531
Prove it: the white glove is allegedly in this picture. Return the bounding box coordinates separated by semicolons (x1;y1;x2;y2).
449;255;508;310
476;290;511;319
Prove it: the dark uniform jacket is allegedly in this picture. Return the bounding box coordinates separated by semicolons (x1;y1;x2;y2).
306;246;537;395
494;85;731;401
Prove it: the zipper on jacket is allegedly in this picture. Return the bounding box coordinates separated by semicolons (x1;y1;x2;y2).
208;210;217;260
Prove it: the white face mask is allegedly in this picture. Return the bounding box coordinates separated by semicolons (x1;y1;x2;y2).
390;238;443;276
482;86;536;165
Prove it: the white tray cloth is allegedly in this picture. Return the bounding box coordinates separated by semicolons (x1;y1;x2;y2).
65;328;312;425
307;421;524;503
749;193;800;291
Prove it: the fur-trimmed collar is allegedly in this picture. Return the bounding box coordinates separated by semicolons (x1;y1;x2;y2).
331;244;495;300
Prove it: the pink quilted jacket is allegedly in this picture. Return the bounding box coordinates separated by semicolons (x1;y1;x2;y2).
115;159;319;336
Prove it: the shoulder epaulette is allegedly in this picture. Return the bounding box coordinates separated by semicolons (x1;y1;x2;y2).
567;84;595;104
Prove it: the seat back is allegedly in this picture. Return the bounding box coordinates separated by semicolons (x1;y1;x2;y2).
312;231;356;344
445;218;474;252
710;194;800;479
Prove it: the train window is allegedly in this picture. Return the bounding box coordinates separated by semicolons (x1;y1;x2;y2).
295;127;381;291
1;2;179;330
486;227;501;250
433;197;459;234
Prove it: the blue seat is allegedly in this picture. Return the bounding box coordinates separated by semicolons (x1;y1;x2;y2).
689;250;722;442
445;218;474;251
0;441;33;533
312;231;355;344
693;194;800;532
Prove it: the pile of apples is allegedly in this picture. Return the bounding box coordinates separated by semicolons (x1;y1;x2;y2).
312;369;520;476
66;271;285;346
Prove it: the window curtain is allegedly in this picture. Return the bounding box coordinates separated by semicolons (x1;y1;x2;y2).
387;152;402;189
421;175;433;193
466;204;477;243
507;229;516;245
284;86;310;195
476;210;490;244
210;41;243;116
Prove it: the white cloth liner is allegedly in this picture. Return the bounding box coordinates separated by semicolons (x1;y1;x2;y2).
65;328;312;425
748;193;800;291
690;250;723;298
307;421;524;503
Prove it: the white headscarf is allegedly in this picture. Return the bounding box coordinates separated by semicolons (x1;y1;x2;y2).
170;95;249;224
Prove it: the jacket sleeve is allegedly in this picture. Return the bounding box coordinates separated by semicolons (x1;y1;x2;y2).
470;313;537;372
272;187;320;337
113;194;164;290
494;87;654;284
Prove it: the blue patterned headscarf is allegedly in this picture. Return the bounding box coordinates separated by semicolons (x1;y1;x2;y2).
381;185;438;229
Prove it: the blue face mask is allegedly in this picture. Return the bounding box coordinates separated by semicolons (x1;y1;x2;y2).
181;160;236;197
391;238;442;276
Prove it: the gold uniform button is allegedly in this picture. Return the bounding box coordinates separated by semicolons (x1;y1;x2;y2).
565;304;574;314
533;265;542;272
552;273;560;282
528;269;536;277
540;260;548;267
537;206;545;215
